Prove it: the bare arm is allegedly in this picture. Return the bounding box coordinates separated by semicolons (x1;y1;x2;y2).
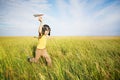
38;16;43;34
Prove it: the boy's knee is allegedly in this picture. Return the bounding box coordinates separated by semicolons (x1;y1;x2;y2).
47;59;52;67
34;57;40;62
45;56;52;65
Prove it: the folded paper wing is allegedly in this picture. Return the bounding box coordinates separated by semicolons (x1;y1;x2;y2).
33;14;44;17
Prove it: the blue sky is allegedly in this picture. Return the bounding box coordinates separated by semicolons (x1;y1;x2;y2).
0;0;120;36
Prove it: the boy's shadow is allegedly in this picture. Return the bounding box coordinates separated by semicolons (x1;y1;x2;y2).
32;45;36;57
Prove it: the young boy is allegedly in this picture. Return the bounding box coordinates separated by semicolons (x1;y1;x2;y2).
28;16;52;66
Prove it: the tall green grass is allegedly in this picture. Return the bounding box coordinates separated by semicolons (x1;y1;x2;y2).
0;36;120;80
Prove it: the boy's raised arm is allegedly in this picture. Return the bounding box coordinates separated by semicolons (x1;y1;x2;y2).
38;16;43;34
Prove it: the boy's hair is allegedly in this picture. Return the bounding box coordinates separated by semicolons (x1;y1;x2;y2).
41;24;51;35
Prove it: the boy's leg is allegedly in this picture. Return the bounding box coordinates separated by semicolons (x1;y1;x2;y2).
42;49;52;66
34;49;42;62
29;49;41;63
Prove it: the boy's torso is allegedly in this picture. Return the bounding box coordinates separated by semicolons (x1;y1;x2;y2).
37;35;47;49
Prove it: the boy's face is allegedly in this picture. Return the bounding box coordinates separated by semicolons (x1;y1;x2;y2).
45;30;49;35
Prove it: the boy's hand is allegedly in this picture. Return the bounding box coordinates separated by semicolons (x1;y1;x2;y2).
38;16;42;22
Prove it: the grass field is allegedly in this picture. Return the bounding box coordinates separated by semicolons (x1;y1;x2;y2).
0;36;120;80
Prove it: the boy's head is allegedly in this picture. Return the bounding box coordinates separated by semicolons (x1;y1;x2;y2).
42;24;51;36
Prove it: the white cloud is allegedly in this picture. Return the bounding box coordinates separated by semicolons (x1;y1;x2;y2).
0;0;52;36
50;0;120;36
0;0;120;36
